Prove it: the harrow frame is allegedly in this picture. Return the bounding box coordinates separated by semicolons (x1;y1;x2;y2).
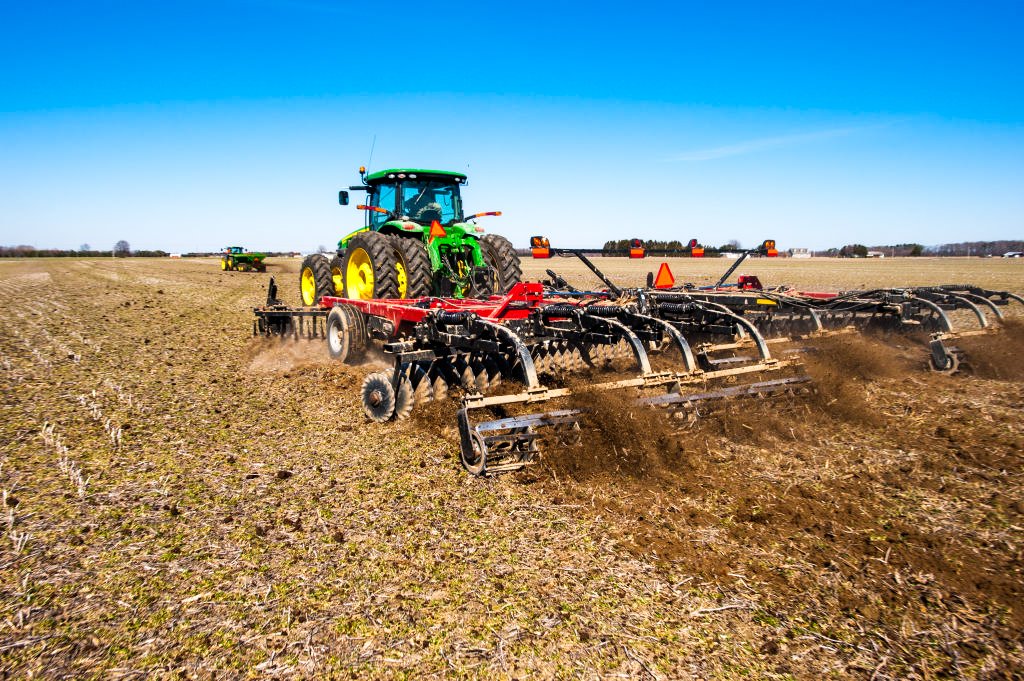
253;249;1022;475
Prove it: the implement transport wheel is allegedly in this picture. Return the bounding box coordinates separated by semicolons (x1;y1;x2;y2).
300;254;334;306
343;232;399;300
480;234;522;294
329;255;344;295
326;304;367;363
388;235;431;298
360;369;413;422
255;261;266;273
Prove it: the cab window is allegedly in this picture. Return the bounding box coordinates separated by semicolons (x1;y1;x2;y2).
401;180;460;224
370;185;396;228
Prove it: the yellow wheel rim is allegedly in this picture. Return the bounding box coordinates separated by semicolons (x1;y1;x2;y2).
331;265;343;294
220;259;227;270
345;248;375;299
395;260;408;298
300;266;317;305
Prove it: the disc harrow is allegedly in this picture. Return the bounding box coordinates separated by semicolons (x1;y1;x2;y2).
252;242;1022;476
254;275;810;474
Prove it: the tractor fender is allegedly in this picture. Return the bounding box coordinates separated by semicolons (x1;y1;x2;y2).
379;221;426;237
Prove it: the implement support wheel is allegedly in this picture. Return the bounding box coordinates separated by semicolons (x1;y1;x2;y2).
326;305;367;363
300;254;335;306
460;430;489;476
343;232;399;300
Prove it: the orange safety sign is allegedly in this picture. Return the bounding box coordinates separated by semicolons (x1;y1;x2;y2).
654;262;675;289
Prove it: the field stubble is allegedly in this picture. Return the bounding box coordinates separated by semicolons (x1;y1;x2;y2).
0;256;1022;679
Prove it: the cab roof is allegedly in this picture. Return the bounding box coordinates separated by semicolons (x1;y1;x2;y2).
365;168;467;184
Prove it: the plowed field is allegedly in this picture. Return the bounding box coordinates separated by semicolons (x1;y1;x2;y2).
1;256;1022;679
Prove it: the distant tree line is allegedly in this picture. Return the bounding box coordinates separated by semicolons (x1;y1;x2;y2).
601;239;743;256
922;240;1024;256
819;240;1022;257
0;244;168;258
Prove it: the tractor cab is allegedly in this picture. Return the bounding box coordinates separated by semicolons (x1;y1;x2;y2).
358;169;467;230
224;246;245;254
317;166;520;303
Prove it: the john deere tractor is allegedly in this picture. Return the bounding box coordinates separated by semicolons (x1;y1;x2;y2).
299;168;521;305
221;246;267;272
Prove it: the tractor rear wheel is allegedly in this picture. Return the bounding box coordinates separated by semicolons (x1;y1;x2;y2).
299;254;335;306
328;255;344;295
388;235;431;298
220;258;228;270
480;234;522;294
343;232;398;299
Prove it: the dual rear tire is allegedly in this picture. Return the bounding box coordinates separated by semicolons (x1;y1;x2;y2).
299;254;336;306
300;232;520;304
301;233;432;304
480;234;522;294
342;232;431;300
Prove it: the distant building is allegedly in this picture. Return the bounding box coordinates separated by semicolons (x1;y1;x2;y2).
169;253;182;259
1004;251;1023;258
789;248;811;259
866;251;885;258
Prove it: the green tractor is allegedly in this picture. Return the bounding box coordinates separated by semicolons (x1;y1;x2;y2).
221;246;267;272
299;167;522;305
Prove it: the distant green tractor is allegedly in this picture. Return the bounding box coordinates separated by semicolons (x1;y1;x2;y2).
221;246;267;272
299;167;522;305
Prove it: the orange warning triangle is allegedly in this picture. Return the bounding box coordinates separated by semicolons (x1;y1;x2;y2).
653;262;675;289
429;220;446;240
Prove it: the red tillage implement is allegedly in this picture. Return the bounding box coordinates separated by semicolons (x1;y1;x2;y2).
254;242;1022;476
255;276;808;475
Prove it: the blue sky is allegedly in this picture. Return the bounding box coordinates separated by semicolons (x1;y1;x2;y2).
1;0;1022;252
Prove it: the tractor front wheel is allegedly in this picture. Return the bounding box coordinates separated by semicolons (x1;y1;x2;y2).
388;235;431;298
299;254;335;306
220;258;228;270
480;234;522;294
343;232;399;299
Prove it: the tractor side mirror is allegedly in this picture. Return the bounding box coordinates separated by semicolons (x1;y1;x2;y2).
338;190;350;206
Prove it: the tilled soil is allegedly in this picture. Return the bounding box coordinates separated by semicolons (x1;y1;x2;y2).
1;256;1022;679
